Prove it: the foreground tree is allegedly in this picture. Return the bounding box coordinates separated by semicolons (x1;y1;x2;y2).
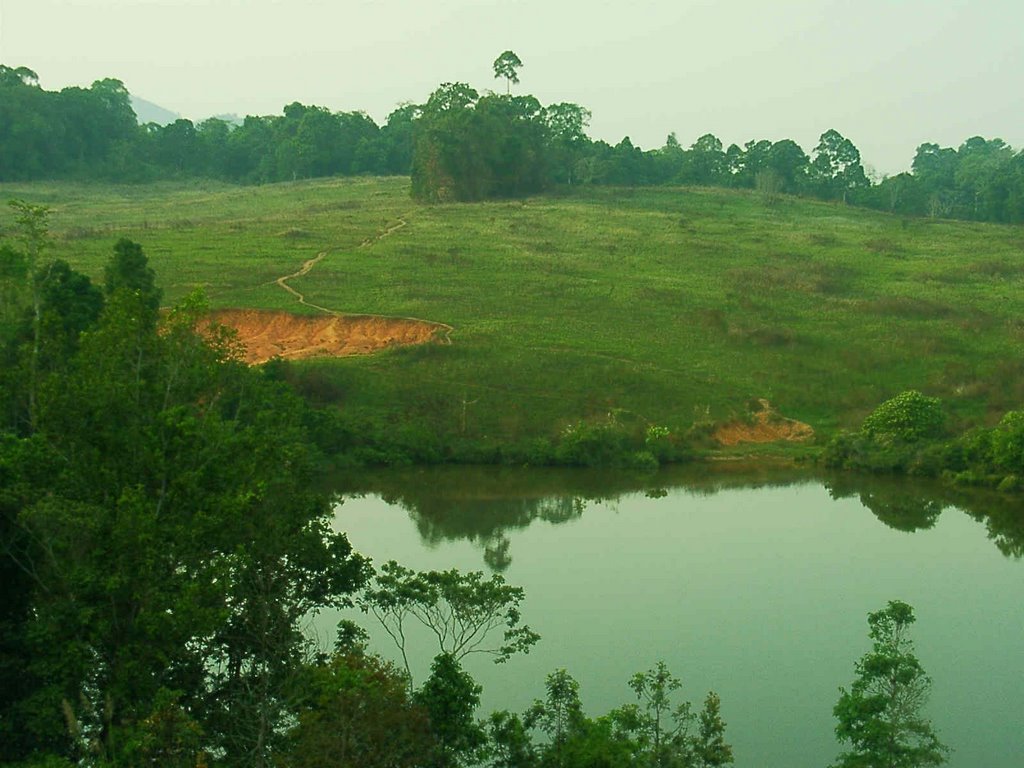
285;648;433;768
524;669;585;764
359;561;539;683
833;600;949;768
0;232;369;766
416;653;487;768
694;691;733;768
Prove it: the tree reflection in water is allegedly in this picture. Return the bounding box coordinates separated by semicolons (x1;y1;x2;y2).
335;464;1024;568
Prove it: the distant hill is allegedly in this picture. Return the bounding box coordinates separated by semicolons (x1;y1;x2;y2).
130;96;180;126
209;113;244;127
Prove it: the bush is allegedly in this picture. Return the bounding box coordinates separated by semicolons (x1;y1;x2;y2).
860;390;944;444
990;410;1024;473
555;419;632;467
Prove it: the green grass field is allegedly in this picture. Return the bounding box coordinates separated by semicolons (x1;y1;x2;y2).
3;177;1022;453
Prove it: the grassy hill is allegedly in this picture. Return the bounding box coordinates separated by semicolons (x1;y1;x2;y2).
2;177;1022;457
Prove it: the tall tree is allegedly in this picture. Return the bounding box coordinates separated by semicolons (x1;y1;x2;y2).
811;129;868;202
621;661;699;768
832;600;949;768
359;561;538;684
525;669;585;768
104;238;161;317
286;649;433;768
694;691;733;768
2;238;369;766
543;102;592;185
6;201;50;430
493;51;524;94
680;133;726;186
415;653;487;768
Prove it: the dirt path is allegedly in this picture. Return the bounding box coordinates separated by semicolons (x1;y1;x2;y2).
274;217;409;313
212;217;453;363
274;251;334;313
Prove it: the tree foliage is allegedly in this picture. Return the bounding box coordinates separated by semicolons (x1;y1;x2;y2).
359;560;539;682
285;649;433;768
833;600;949;768
5;61;1024;221
0;228;369;766
415;653;488;768
493;51;524;94
860;391;944;444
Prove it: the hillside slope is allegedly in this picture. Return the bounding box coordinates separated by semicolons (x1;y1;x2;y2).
2;177;1021;454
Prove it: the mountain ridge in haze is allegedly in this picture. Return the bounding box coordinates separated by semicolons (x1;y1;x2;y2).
130;95;180;126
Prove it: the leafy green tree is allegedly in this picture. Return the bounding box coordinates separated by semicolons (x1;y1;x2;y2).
360;561;539;682
493;51;524;94
728;139;773;188
411;83;481;202
416;653;487;768
954;136;1015;220
475;93;549;195
525;669;585;768
765;138;810;193
285;649;433;768
911;143;960;218
558;715;638;768
104;238;161;317
678;134;725;186
380;102;420;174
5;200;50;429
694;691;733;768
833;600;949;768
411;82;549;201
621;661;698;767
544;102;592;185
0;64;40;87
811;129;869;202
0;243;29;333
28;259;105;375
195;117;234;177
487;709;538;768
1;240;369;766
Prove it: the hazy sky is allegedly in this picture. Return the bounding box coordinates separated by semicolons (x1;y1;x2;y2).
3;0;1023;174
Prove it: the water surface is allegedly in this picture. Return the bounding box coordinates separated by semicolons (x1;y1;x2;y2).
326;466;1023;768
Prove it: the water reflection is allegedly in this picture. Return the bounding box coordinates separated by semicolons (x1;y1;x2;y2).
336;464;1024;568
824;475;946;532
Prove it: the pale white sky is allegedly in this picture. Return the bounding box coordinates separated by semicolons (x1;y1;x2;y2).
3;0;1022;175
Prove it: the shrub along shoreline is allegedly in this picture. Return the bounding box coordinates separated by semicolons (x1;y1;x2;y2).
823;390;1024;493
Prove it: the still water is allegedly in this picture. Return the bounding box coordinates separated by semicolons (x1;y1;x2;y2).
323;465;1023;768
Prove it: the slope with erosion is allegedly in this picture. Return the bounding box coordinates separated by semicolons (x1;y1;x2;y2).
209;213;452;363
4;177;1023;456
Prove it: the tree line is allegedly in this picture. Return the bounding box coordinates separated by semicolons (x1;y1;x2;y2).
3;61;1024;223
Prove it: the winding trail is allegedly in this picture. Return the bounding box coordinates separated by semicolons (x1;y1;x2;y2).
273;216;456;342
274;217;410;314
212;216;453;362
274;251;334;313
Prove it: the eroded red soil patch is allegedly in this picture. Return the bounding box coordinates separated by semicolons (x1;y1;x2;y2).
205;309;450;364
713;399;815;446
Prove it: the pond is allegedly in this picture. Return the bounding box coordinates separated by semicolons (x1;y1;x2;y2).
322;464;1023;768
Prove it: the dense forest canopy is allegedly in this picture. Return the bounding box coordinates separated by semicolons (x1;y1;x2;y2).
3;62;1024;222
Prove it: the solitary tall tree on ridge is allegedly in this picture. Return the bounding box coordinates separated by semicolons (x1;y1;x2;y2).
492;50;523;94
